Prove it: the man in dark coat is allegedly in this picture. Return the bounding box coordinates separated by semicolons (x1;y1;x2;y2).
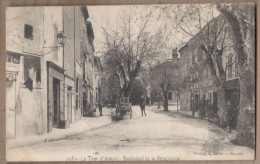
140;95;146;117
226;100;235;133
98;101;103;116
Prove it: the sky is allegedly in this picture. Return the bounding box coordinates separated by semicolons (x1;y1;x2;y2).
87;4;220;59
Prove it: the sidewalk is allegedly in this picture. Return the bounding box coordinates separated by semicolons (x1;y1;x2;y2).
148;105;238;141
7;108;114;149
148;105;218;123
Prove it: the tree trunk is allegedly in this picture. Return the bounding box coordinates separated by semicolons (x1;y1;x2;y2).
191;94;195;117
176;93;179;113
216;84;227;127
121;80;133;97
163;91;168;111
202;46;228;126
117;59;141;98
217;4;255;147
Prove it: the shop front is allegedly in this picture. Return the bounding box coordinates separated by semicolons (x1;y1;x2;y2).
47;61;66;132
65;75;75;124
6;52;44;139
6;52;23;139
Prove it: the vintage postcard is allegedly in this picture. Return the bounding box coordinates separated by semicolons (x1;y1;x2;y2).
5;3;255;161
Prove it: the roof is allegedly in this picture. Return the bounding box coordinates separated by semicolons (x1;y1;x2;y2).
178;14;224;53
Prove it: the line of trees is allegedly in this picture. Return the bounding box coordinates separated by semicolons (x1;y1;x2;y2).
156;4;255;146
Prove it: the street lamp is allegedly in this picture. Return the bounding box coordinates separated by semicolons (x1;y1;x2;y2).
42;31;67;56
57;31;67;46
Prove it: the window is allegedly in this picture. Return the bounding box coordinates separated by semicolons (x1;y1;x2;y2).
24;24;33;40
208;92;212;104
24;55;41;89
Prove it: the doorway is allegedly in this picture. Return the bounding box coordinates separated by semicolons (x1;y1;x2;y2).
83;92;87;117
53;78;60;128
225;89;240;129
67;87;72;123
194;94;199;112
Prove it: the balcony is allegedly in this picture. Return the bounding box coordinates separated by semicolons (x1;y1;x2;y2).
225;57;239;81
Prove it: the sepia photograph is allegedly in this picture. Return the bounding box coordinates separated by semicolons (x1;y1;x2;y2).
5;3;255;161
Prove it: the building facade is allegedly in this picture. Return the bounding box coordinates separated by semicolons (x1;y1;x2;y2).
6;7;45;138
178;13;255;146
93;56;103;109
178;15;238;122
6;6;100;139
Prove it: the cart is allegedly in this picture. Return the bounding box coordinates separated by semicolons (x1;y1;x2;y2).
115;97;132;119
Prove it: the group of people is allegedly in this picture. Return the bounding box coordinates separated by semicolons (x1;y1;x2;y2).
83;101;103;117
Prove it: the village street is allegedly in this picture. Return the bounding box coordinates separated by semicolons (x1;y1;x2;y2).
7;106;254;162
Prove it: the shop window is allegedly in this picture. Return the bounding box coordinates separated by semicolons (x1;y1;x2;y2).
24;24;33;40
24;55;41;90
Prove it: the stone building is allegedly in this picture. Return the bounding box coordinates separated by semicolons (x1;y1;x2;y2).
179;15;236;121
93;56;103;109
63;7;76;124
83;19;96;116
178;14;255;146
6;7;45;138
43;7;65;132
6;6;99;139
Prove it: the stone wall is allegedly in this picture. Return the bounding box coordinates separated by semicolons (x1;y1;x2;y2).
63;7;75;79
6;7;46;138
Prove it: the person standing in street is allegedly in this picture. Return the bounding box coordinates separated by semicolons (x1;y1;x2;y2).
226;100;234;133
140;94;146;117
98;101;103;116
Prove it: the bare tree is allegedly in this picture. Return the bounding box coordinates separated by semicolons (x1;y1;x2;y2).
150;60;179;111
103;6;166;97
158;4;234;124
158;4;255;146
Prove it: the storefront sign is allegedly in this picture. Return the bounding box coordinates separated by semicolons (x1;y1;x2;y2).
6;54;21;72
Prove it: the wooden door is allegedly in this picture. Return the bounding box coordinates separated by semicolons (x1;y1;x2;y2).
53;79;60;127
195;95;199;112
67;87;72;123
